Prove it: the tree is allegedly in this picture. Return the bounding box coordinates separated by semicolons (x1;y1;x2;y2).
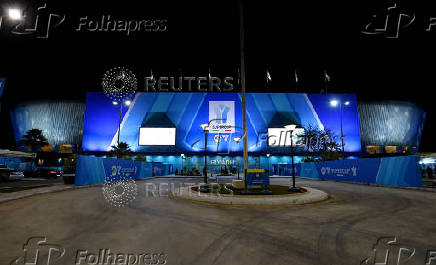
19;129;49;152
110;142;132;159
134;154;147;162
297;124;342;161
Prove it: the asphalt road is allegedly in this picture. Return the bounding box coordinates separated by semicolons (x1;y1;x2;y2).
1;177;436;265
0;176;64;188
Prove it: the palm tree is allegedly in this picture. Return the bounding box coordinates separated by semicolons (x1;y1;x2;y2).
19;129;49;152
110;142;132;159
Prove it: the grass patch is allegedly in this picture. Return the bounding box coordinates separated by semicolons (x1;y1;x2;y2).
0;185;52;193
191;184;305;195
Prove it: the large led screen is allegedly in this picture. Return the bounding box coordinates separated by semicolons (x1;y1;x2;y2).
139;128;176;146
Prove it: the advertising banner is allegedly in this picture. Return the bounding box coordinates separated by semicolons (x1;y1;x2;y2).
75;155;172;186
208;101;235;133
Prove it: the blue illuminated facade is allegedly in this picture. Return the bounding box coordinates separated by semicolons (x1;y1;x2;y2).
10;100;86;147
358;101;426;149
82;92;362;154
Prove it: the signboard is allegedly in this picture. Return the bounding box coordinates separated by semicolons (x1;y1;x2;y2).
246;169;269;186
209;101;235;133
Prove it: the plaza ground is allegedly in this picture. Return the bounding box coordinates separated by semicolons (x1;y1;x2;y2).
1;177;436;265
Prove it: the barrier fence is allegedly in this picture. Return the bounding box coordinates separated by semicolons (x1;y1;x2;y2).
273;155;422;187
75;155;172;186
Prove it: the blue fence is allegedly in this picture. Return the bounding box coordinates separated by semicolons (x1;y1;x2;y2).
273;156;422;187
0;156;32;172
75;155;173;186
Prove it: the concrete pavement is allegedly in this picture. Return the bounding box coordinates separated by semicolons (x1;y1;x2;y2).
1;177;436;265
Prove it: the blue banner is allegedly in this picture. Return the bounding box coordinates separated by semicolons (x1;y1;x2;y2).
75;155;172;186
274;156;421;187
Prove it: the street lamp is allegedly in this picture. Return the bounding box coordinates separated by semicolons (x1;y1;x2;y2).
285;124;299;192
234;137;242;179
330;99;350;156
113;99;131;146
8;8;22;20
200;124;209;185
180;153;185;175
266;153;270;176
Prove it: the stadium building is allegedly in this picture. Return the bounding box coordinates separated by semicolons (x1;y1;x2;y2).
8;92;426;173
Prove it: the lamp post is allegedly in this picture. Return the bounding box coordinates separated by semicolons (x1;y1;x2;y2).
266;153;270;176
330;100;350;156
112;100;131;146
200;124;209;185
180;153;185;175
234;137;242;180
284;124;299;192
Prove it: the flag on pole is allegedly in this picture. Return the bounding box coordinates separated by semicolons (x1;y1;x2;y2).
150;69;154;81
237;68;240;85
324;70;331;82
208;68;212;81
294;69;298;83
266;70;272;83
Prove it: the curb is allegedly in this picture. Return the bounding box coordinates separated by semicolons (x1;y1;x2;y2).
171;186;329;206
0;183;101;204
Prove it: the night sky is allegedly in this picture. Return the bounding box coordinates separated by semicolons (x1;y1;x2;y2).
0;0;435;151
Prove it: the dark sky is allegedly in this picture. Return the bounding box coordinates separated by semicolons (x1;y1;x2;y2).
0;0;435;150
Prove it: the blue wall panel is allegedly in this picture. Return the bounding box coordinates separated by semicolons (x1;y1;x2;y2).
75;155;171;186
272;156;421;187
82;92;362;153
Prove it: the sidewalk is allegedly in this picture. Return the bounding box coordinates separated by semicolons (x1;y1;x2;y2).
0;183;92;204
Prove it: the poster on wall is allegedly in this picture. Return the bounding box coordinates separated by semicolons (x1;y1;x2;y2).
208;101;235;133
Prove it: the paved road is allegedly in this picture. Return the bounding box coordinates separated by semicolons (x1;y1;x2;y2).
1;177;436;265
0;176;63;188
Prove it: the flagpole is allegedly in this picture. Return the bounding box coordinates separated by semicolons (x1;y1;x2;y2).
239;0;248;184
294;69;298;92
